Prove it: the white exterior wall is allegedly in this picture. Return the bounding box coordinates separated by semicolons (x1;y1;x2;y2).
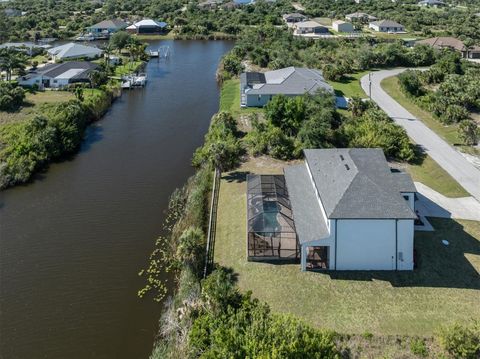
397;219;414;270
369;23;380;32
245;93;273;107
333;22;354;32
401;192;415;211
336;219;397;270
50;78;70;88
18;75;42;87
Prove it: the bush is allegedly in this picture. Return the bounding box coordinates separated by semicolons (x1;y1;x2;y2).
0;99;89;189
398;70;424;97
458;119;479;146
189;270;340;359
410;338;428;357
192;112;242;171
342;108;415;161
437;322;480;359
0;82;25;111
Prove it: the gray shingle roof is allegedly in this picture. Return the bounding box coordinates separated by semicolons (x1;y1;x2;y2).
48;43;103;59
23;61;99;81
284;164;329;244
242;67;333;96
89;19;128;30
370;20;404;28
302;148;416;219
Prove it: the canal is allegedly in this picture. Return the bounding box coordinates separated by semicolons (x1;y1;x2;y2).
0;40;233;359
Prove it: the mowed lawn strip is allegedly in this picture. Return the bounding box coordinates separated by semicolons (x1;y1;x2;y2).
327;70;371;99
0;91;74;125
381;76;460;145
214;157;480;336
406;155;470;198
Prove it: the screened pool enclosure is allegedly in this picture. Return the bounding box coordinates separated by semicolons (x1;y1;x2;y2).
247;175;299;260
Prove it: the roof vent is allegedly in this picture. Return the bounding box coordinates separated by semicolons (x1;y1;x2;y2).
345;164;350;170
340;155;344;161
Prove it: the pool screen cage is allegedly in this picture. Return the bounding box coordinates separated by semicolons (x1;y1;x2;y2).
247;174;299;260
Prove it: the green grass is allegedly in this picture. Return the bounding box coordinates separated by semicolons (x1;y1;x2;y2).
135;32;175;40
0;91;74;125
381;76;461;145
214;159;480;336
406;155;470;198
220;79;262;119
114;60;143;77
327;71;370;99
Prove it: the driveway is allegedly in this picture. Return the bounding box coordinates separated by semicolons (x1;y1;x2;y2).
361;69;480;201
415;182;480;221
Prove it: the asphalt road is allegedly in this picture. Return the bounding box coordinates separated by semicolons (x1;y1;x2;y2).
360;69;480;201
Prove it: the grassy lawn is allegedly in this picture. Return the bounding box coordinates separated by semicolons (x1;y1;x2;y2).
381;76;461;145
214;157;480;336
135;32;175;40
406;155;470;198
114;60;144;77
219;79;262;119
0;91;74;125
327;70;370;99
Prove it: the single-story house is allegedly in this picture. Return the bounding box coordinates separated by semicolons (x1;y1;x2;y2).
126;19;167;34
416;37;480;59
4;8;21;17
418;0;446;6
282;13;308;23
87;19;128;35
293;20;329;35
18;61;99;89
240;67;333;107
332;20;354;32
369;20;405;33
0;42;49;56
47;43;103;61
247;148;417;271
345;12;377;23
198;0;223;9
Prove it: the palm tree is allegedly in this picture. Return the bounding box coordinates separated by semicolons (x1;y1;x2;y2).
0;48;28;81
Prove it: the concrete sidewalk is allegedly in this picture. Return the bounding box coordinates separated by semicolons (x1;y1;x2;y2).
361;69;480;201
415;182;480;221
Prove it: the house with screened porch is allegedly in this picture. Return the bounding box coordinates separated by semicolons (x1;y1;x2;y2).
246;148;417;271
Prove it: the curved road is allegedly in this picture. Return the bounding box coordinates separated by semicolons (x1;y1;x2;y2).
361;69;480;201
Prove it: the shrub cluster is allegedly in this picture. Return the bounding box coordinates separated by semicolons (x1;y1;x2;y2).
0;82;25;111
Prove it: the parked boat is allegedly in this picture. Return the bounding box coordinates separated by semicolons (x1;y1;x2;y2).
75;33;95;41
121;73;147;89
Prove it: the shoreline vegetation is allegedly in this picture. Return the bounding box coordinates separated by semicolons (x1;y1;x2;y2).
0;84;121;189
0;33;146;190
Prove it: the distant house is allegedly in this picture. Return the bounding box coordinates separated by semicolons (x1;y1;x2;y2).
369;20;405;33
87;19;128;35
126;19;167;34
240;67;333;107
416;37;480;59
246;148;416;271
418;0;446;6
345;12;377;23
48;43;103;61
198;0;223;9
4;8;21;17
18;61;99;89
332;20;354;32
0;42;49;56
293;20;329;35
282;13;308;23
